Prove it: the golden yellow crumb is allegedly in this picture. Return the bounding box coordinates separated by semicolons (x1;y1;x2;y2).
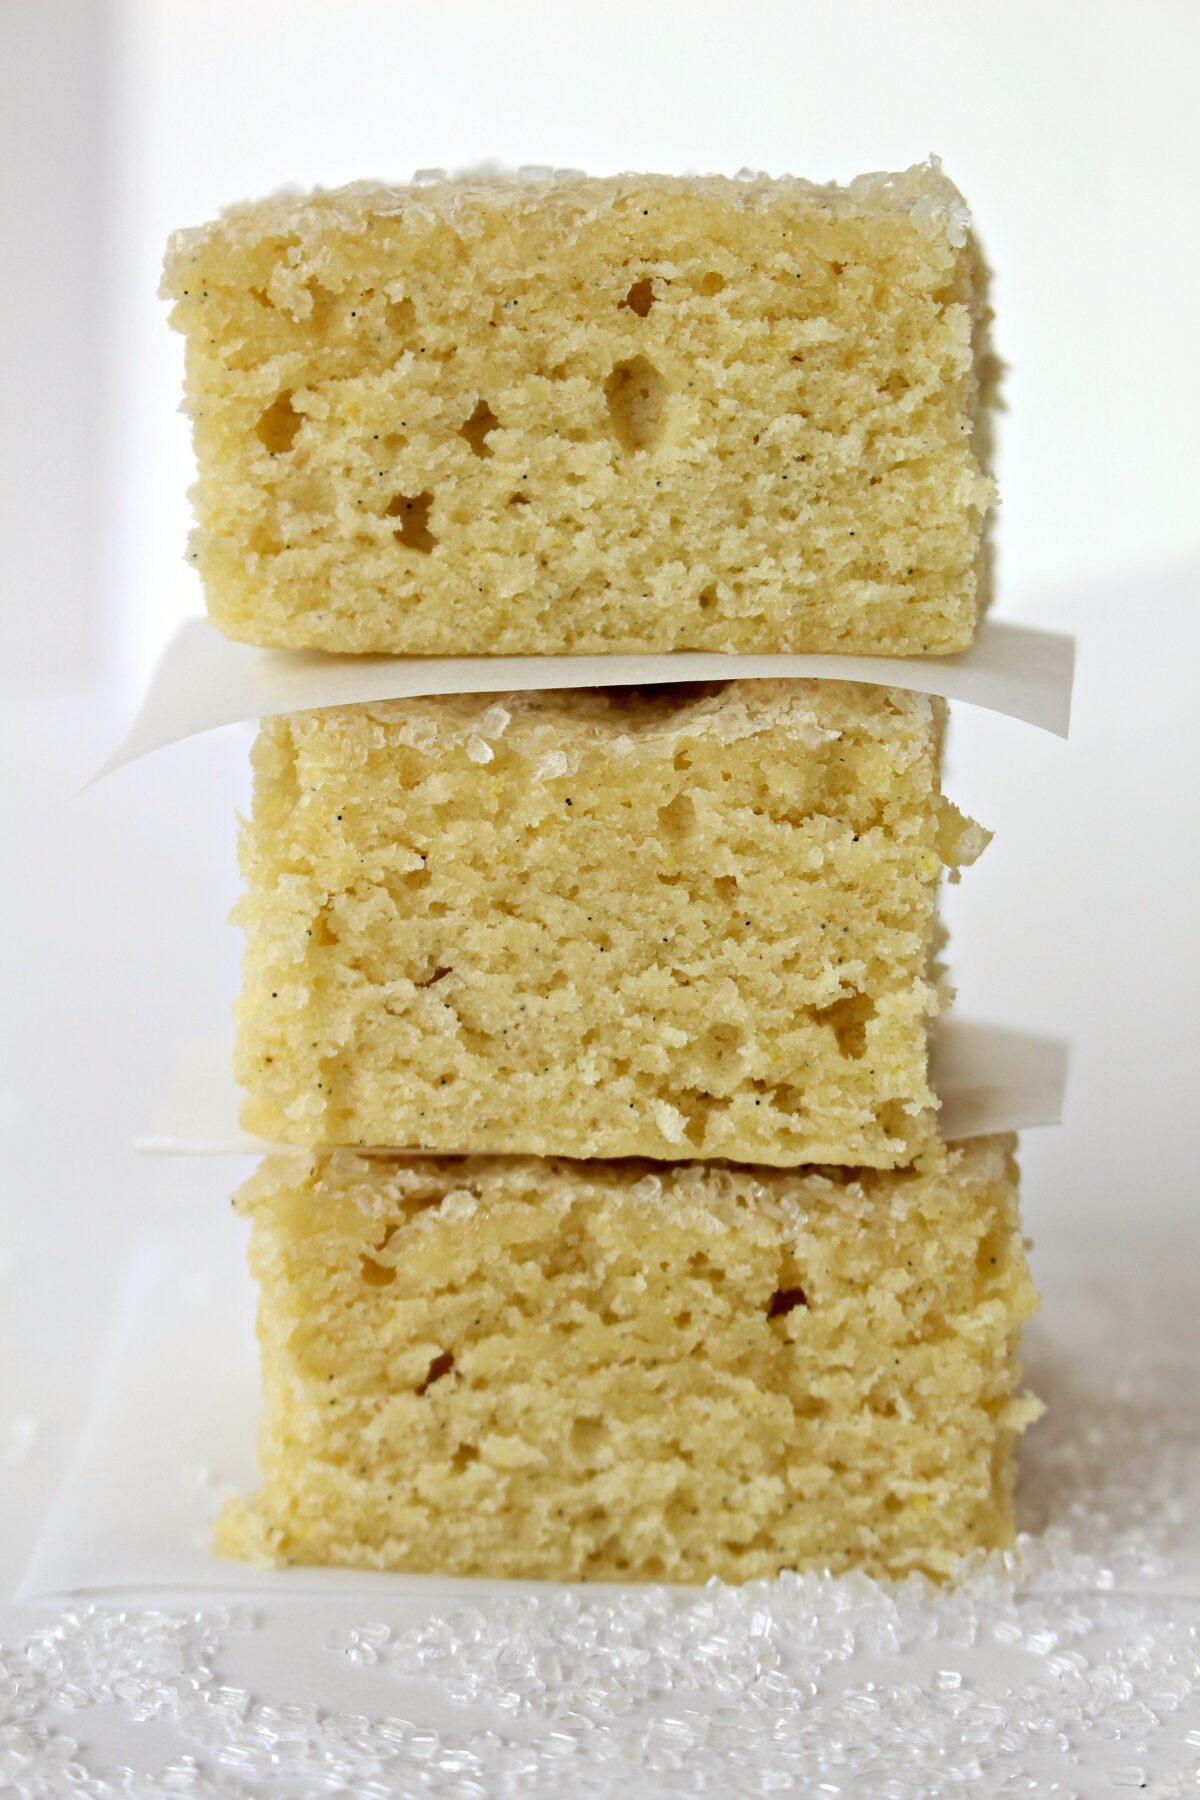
218;1137;1040;1584
235;681;986;1167
163;164;995;655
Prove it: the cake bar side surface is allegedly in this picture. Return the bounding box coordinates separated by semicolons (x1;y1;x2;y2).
217;1135;1040;1584
234;680;987;1168
163;163;995;656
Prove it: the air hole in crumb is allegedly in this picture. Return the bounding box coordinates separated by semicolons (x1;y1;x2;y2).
699;1023;742;1068
570;1418;604;1458
381;432;407;455
417;1350;455;1395
620;277;656;316
878;1100;911;1141
697;586;717;612
255;391;302;454
507;492;530;507
604;355;670;454
656;789;693;840
248;525;283;557
975;1222;1010;1279
249;286;275;310
450;1443;479;1472
459;398;500;456
385;296;417;337
312;909;339;948
360;1255;396;1287
697;271;727;296
767;1286;807;1318
386;490;437;552
416;965;452;989
813;992;876;1060
303;280;338;332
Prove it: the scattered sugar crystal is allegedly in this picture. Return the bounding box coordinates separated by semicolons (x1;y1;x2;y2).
533;748;568;782
393;716;439;753
478;704;511;739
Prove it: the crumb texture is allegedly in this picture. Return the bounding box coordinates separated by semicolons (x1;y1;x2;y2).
218;1136;1040;1583
235;681;984;1167
163;164;995;654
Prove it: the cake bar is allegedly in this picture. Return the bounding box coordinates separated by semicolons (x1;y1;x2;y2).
235;681;987;1168
218;1137;1040;1584
163;163;995;655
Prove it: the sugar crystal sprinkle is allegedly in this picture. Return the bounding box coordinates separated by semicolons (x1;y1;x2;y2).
4;1559;1200;1793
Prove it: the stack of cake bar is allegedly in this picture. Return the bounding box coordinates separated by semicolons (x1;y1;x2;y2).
162;163;1041;1584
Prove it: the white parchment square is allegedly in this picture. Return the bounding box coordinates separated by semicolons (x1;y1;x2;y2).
94;616;1075;782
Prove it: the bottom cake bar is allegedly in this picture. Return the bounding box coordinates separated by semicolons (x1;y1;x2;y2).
218;1137;1040;1583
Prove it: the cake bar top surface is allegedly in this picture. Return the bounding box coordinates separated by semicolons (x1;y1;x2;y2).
241;1131;1016;1237
235;679;984;1167
165;160;974;260
220;1134;1040;1585
282;673;933;752
163;160;994;657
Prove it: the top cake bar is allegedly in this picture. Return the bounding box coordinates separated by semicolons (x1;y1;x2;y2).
162;162;996;656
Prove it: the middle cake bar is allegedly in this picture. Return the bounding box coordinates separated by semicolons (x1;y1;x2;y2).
236;679;986;1166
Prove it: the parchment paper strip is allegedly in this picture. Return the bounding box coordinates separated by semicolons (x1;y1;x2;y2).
95;617;1074;780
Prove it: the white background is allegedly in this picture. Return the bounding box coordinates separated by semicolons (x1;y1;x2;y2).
2;0;1199;1611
